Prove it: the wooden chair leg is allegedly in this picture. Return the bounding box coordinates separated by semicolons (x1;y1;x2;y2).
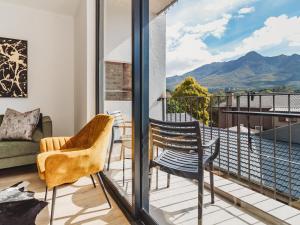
149;167;154;190
44;186;48;201
50;187;57;225
120;146;124;160
156;168;159;190
209;163;215;204
90;175;96;188
96;172;112;208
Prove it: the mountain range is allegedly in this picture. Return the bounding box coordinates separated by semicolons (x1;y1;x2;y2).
166;51;300;91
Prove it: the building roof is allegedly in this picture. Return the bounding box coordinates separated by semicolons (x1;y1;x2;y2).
201;126;300;199
260;122;300;144
228;125;259;134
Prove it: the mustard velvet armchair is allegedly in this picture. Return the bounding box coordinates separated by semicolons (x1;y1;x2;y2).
36;114;114;225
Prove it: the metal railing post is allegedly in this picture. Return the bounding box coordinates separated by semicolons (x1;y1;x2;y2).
226;95;230;174
288;94;292;204
162;97;166;122
247;93;251;181
237;95;241;179
272;94;277;199
259;95;263;193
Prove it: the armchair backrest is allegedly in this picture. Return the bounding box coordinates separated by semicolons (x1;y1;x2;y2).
68;114;114;172
71;114;114;149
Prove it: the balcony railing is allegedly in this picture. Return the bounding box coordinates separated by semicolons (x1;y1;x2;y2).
159;93;300;207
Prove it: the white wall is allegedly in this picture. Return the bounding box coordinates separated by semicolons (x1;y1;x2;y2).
0;3;74;136
74;0;95;132
149;13;166;120
104;0;131;63
104;1;166;120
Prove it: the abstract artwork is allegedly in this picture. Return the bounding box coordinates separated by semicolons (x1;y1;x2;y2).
0;37;28;97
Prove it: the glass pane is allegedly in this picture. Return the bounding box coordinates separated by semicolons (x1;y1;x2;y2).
148;1;300;224
103;0;133;206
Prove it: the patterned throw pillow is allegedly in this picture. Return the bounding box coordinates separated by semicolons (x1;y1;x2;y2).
0;108;40;141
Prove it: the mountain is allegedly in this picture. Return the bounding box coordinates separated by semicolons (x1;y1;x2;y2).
166;51;300;90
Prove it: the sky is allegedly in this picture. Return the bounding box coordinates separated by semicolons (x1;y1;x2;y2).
166;0;300;77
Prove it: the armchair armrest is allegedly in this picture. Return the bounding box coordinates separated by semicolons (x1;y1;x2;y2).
40;137;72;153
39;149;92;188
42;116;52;138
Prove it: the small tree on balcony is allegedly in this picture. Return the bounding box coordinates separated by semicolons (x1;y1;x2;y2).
171;76;210;124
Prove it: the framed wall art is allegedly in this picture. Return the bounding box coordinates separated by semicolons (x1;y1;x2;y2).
0;37;27;97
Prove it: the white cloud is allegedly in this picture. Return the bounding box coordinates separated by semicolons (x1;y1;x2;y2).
167;34;215;76
219;15;300;59
167;14;300;76
167;14;232;75
185;14;232;39
167;0;256;27
238;7;255;15
166;0;256;76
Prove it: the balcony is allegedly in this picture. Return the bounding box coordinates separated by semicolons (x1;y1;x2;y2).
105;93;300;225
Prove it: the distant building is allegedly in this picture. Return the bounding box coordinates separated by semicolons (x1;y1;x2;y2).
218;94;300;131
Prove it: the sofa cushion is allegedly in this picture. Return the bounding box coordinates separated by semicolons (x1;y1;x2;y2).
0;141;39;159
0;108;40;141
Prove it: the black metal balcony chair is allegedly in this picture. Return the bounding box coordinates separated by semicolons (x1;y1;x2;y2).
149;118;220;225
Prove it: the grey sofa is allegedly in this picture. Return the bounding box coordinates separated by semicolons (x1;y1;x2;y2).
0;115;52;169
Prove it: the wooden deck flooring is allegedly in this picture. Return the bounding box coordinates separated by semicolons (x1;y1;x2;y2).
0;167;129;225
105;158;271;225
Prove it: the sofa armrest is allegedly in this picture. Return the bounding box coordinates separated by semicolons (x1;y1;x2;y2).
42;116;52;138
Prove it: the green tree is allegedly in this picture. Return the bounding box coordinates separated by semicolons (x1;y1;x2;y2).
171;76;210;124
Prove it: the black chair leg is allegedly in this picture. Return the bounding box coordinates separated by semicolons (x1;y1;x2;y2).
90;175;96;188
107;129;115;171
44;186;48;201
167;174;171;188
96;172;112;208
209;163;215;204
198;169;204;225
50;187;57;225
122;146;125;186
156;147;159;189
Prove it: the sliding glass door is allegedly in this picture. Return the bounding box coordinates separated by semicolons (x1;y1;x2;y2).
100;0;134;211
97;0;153;221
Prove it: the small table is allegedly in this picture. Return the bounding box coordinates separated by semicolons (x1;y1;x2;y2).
0;182;47;225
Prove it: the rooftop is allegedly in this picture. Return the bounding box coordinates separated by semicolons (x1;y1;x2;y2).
201;126;300;200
